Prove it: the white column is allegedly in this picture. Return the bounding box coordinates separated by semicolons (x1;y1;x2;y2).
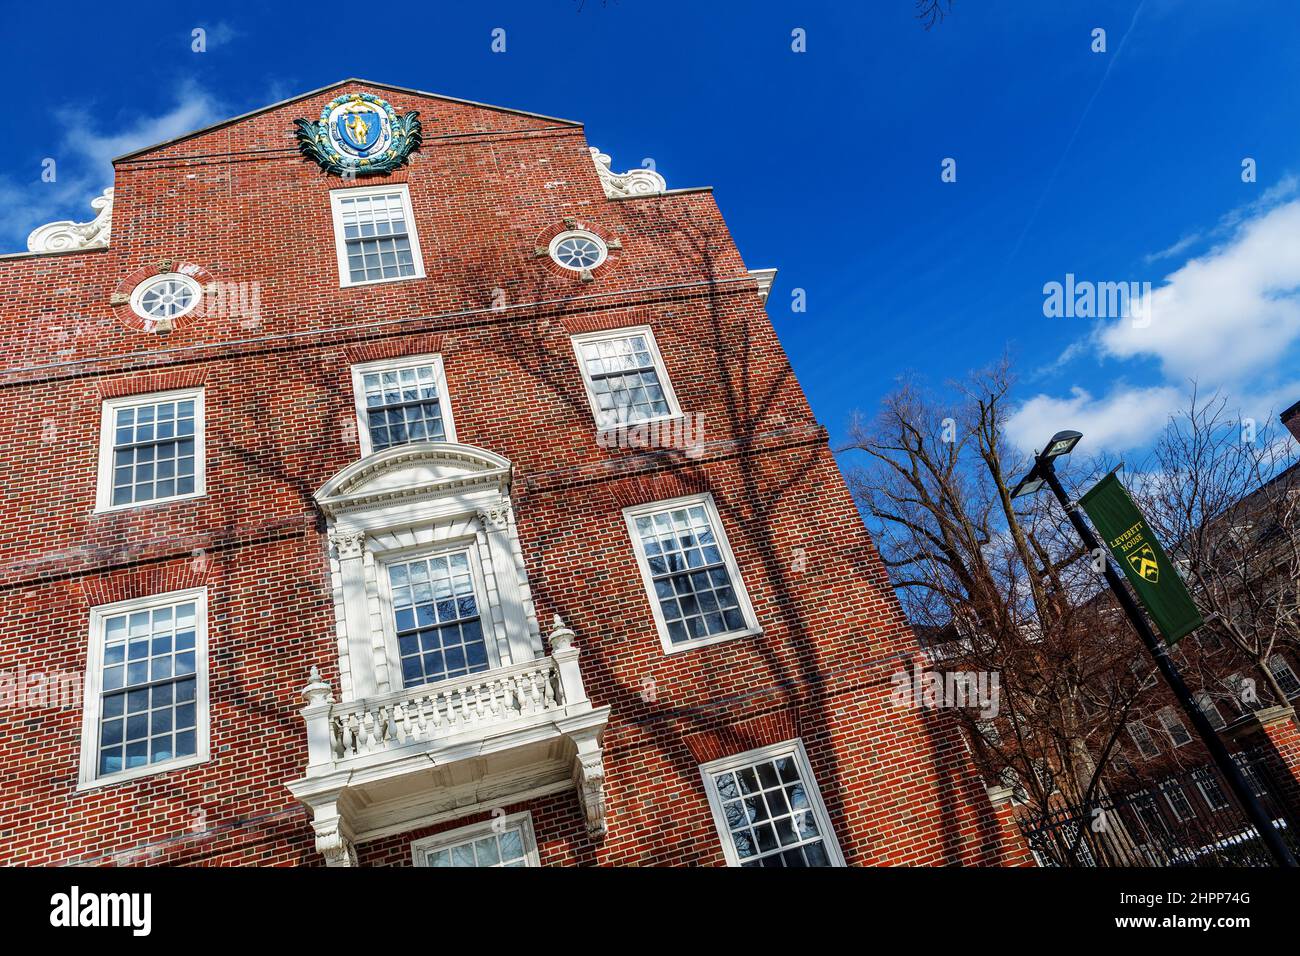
331;530;378;699
478;501;539;665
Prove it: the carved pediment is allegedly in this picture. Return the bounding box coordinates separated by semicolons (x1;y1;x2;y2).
315;442;512;516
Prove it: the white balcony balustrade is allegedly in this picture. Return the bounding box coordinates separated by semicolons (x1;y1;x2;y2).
288;617;610;867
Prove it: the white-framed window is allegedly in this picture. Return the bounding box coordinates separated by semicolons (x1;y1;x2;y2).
549;229;608;272
1161;780;1194;822
700;739;844;867
350;354;456;456
1268;654;1300;697
1194;691;1227;730
381;543;495;689
410;811;540;867
1126;720;1160;759
1131;791;1172;842
623;494;760;654
96;388;205;512
999;767;1029;805
1223;672;1254;714
78;588;209;788
1192;769;1230;811
330;183;425;287
130;273;202;323
975;718;1001;746
1157;706;1193;748
570;327;681;429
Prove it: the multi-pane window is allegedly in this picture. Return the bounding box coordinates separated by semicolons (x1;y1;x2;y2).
549;230;607;271
1195;691;1227;730
98;390;204;510
351;357;455;454
1224;672;1253;714
131;274;202;322
1158;707;1193;747
1132;792;1172;840
1161;781;1194;821
411;813;539;867
1126;720;1160;759
1193;769;1230;811
80;590;207;786
625;495;757;652
701;742;843;867
388;550;489;688
1268;655;1300;697
572;328;679;428
330;185;423;287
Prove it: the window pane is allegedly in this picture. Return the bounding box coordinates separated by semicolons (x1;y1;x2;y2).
108;397;199;505
361;364;447;452
389;551;487;687
710;752;833;867
580;334;672;426
96;597;201;778
340;192;417;283
416;822;532;867
634;503;745;643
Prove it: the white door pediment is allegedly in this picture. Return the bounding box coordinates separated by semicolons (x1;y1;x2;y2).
314;442;512;516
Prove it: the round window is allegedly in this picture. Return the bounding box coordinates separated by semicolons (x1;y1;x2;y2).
548;230;608;271
131;273;202;321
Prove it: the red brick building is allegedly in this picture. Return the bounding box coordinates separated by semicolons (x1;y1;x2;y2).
0;80;1025;867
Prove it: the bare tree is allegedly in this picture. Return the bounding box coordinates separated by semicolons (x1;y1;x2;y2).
916;0;953;30
842;361;1148;827
1136;390;1300;709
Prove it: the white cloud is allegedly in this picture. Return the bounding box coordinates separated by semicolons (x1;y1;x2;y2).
1;82;224;252
1099;198;1300;381
55;79;225;171
1019;180;1300;456
1006;384;1184;454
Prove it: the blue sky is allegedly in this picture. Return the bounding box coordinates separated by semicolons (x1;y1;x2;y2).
6;0;1300;459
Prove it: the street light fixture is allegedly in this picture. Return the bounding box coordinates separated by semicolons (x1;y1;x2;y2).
1011;431;1083;500
1009;473;1046;500
1042;429;1082;460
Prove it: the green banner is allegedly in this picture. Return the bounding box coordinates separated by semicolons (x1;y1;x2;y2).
1078;472;1203;645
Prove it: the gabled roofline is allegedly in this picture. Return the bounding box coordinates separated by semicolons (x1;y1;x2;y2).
113;78;583;164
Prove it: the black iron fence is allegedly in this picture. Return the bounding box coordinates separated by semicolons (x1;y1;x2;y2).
1018;750;1300;867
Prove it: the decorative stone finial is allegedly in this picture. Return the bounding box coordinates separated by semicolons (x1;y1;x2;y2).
301;665;334;706
549;614;576;653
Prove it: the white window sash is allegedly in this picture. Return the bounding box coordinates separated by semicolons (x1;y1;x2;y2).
410;811;540;867
78;588;210;789
1268;655;1300;696
1194;691;1226;730
375;539;501;690
329;184;426;289
95;388;206;513
699;738;845;868
622;493;761;655
1127;721;1158;758
1193;771;1230;811
1158;708;1192;747
1161;782;1192;821
349;353;457;457
570;326;682;429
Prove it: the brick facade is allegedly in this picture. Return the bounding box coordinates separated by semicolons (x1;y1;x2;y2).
0;80;1024;866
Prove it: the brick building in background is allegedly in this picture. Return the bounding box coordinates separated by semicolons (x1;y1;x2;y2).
0;80;1025;867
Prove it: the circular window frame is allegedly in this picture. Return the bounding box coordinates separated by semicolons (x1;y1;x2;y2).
548;230;609;272
129;273;203;323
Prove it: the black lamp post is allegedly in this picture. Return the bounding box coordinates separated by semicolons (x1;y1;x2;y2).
1012;430;1297;868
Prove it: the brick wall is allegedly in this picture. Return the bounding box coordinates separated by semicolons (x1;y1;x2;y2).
0;80;1023;866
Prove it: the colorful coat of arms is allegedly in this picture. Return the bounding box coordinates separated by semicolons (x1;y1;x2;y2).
294;92;422;176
